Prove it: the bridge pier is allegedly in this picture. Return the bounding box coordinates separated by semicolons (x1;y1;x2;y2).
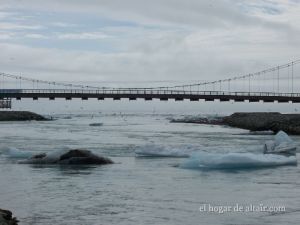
234;99;244;102
160;98;168;101
249;99;260;102
277;100;289;103
175;98;183;101
263;100;274;103
220;98;230;102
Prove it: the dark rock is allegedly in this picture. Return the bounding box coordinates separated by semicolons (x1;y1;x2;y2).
223;112;300;135
24;149;113;165
0;209;18;225
59;149;113;165
32;153;47;159
89;123;103;126
170;116;224;125
170;112;300;135
59;149;91;161
0;111;48;121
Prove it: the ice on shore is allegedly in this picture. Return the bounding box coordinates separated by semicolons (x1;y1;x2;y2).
264;131;297;155
135;145;194;157
181;152;297;170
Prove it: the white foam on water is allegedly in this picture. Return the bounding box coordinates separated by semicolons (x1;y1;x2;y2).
0;147;33;159
135;144;195;157
181;152;297;169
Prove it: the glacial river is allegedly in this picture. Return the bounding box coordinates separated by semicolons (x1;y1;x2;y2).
0;113;299;225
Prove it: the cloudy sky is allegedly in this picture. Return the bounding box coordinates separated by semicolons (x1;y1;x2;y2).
0;0;299;89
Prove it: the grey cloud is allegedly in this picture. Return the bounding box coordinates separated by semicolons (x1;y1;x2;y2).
0;0;291;30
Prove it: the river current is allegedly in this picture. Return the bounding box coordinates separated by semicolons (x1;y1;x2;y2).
0;112;299;225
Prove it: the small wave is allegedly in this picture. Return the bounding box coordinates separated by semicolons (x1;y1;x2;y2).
135;145;194;157
180;152;297;170
0;147;33;159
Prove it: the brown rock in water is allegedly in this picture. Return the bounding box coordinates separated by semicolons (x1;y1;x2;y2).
0;111;48;121
223;112;300;134
0;209;18;225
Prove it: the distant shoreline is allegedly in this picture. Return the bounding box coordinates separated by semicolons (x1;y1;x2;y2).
2;110;300;135
171;112;300;135
0;111;49;121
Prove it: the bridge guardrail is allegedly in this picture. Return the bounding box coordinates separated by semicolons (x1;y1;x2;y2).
0;89;300;97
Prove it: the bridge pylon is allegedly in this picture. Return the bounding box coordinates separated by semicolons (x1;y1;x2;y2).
0;98;12;109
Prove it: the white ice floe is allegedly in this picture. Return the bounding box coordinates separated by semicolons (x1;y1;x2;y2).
181;152;297;169
0;147;33;159
264;131;297;154
135;145;194;157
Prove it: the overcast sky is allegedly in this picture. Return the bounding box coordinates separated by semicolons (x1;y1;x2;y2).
0;0;299;88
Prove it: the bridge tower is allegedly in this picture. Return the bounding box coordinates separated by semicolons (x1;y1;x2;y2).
0;98;12;109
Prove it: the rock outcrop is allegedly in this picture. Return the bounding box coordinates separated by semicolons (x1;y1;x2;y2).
0;111;48;121
22;149;113;165
170;112;300;135
223;113;300;134
170;116;224;125
0;209;18;225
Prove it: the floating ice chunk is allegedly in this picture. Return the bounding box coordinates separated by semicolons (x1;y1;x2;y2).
0;147;33;159
135;145;193;157
181;152;297;170
275;131;293;144
264;131;297;154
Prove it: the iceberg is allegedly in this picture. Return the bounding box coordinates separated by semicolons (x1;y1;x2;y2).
0;147;33;159
181;152;297;170
264;131;297;155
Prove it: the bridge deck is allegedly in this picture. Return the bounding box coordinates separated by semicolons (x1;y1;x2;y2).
0;89;300;103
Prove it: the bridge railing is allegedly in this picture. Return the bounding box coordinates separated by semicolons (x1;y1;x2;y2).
1;89;300;97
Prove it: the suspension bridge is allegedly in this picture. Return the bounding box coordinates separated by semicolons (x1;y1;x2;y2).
0;60;300;109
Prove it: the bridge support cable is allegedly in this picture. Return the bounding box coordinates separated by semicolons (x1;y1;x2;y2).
0;59;300;98
292;61;294;93
277;66;280;93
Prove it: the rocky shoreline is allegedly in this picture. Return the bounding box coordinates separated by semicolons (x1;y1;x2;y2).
0;209;18;225
0;111;49;121
171;112;300;135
